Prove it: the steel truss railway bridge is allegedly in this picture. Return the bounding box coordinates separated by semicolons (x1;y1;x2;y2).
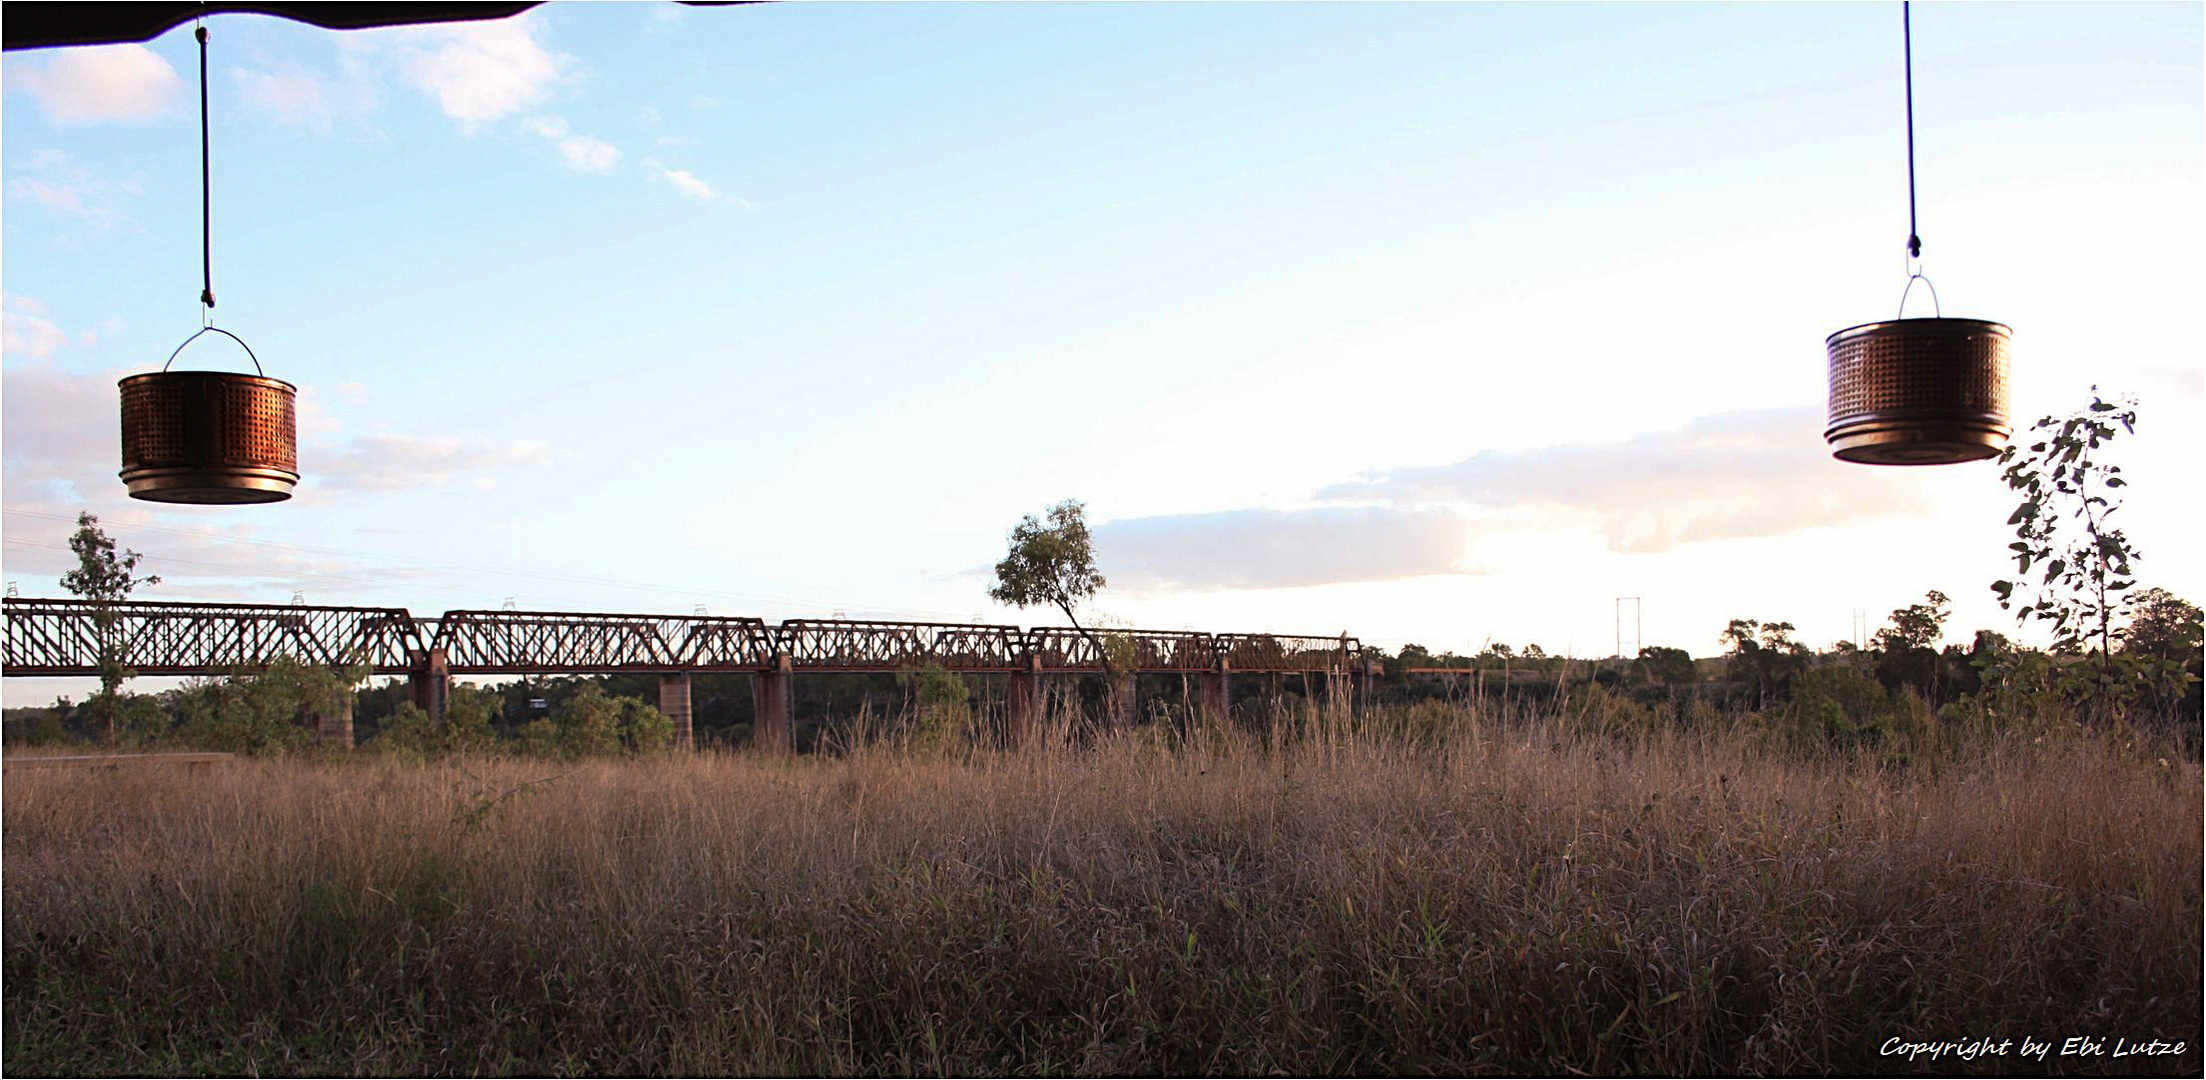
2;597;1372;749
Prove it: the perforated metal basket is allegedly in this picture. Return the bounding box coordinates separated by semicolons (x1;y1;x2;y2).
1825;317;2010;466
119;328;298;504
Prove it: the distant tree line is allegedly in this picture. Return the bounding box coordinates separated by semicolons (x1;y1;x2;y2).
1363;585;2201;751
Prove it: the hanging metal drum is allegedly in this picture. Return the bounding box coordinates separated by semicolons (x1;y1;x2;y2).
119;367;298;503
1824;317;2010;466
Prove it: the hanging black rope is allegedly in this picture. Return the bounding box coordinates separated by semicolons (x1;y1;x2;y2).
198;23;214;309
1903;1;1920;261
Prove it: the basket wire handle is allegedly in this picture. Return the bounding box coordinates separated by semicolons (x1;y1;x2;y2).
1896;272;1942;320
163;325;266;376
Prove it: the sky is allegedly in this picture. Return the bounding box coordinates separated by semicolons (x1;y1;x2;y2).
3;1;2202;705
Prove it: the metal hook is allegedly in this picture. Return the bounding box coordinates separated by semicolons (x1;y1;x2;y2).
162;325;266;376
1896;272;1942;320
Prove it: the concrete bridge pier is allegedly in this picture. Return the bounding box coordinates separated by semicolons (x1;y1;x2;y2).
658;673;693;750
1198;662;1231;723
1107;671;1137;730
1006;655;1043;749
753;654;793;753
1350;662;1377;715
311;697;354;748
1326;669;1352;716
408;647;448;722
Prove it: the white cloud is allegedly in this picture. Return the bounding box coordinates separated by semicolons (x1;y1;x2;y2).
338;19;641;178
229;67;334;133
357;15;570;129
644;158;717;200
555;134;620;172
7;177;92;216
2;360;110;466
312;434;551;492
10;44;183;124
1320;406;1935;554
4;148;144;226
1095;506;1477;591
524;114;620;172
0;502;427;604
659;167;714;199
3;295;71;359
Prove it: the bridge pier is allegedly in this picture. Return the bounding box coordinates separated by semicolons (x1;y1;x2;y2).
1326;669;1351;716
1006;655;1043;749
753;654;793;753
1107;671;1137;730
1198;662;1230;723
311;697;354;748
1350;662;1376;715
408;647;448;722
658;673;693;750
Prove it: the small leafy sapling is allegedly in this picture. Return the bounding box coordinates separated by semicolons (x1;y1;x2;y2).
1990;389;2145;718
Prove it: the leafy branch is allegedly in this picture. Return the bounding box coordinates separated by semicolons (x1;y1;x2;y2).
1990;388;2142;719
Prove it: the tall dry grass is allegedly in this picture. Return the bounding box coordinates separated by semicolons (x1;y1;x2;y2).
5;714;2199;1076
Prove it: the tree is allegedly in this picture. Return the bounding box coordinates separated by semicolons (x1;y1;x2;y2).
989;499;1112;668
170;658;342;755
551;683;624;758
1721;618;1807;709
2123;588;2204;723
60;512;160;745
1874;590;1951;652
1635;646;1697;688
619;697;674;755
1874;590;1952;698
2125;589;2202;664
1991;389;2146;719
895;663;973;751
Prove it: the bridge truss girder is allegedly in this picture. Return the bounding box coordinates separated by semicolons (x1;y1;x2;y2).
3;599;1363;678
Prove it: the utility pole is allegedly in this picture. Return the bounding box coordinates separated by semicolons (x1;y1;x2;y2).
1614;596;1643;660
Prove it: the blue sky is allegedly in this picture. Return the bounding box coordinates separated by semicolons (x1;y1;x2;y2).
4;2;2202;702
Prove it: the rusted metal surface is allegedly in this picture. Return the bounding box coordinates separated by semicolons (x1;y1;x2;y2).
1025;628;1219;672
434;609;684;673
3;597;421;675
779;619;1027;672
4;598;1367;677
1825;317;2011;465
672;616;778;671
119;371;299;503
1218;633;1360;673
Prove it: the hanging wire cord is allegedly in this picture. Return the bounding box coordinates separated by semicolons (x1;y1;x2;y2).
1902;1;1921;263
197;22;214;313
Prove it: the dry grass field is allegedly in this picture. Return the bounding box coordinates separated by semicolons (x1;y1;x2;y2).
5;711;2199;1076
